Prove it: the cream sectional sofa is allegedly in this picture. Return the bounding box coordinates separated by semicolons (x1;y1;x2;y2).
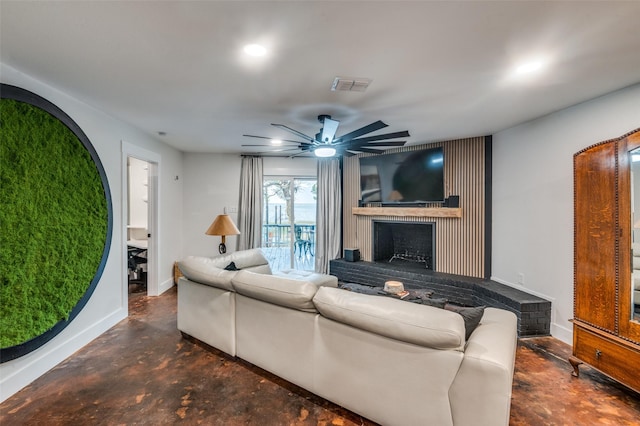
177;249;518;426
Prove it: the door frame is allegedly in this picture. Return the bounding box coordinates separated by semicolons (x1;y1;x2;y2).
121;141;161;305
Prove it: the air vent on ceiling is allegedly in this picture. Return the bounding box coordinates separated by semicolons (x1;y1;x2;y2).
331;77;372;92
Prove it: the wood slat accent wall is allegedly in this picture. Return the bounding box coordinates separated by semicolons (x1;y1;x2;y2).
342;137;487;278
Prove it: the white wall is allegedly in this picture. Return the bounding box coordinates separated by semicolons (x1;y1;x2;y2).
492;83;640;344
182;153;242;257
263;156;317;177
0;63;184;402
181;155;318;257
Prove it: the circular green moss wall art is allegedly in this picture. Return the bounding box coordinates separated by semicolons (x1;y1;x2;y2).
0;84;112;362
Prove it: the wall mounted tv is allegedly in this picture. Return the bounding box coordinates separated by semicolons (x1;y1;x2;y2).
359;147;445;205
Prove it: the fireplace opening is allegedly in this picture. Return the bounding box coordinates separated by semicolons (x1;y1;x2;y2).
373;221;435;270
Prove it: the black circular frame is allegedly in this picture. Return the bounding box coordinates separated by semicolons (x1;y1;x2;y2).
0;84;113;363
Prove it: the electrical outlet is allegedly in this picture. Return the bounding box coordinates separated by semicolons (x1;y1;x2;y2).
517;273;525;285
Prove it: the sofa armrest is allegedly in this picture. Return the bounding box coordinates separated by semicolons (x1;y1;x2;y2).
449;307;518;426
177;256;237;290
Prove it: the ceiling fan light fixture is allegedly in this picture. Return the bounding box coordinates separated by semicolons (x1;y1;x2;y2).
244;114;409;157
314;145;336;157
243;43;267;57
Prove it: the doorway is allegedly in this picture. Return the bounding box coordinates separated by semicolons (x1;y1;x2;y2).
127;157;149;295
262;177;317;271
121;142;160;308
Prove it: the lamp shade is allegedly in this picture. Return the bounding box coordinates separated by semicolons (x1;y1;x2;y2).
205;214;240;236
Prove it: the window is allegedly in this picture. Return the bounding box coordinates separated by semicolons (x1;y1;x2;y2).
262;177;317;271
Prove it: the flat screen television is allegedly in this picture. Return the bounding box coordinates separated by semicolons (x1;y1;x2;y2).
359;147;444;204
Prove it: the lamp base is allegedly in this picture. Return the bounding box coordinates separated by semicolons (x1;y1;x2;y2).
219;243;227;254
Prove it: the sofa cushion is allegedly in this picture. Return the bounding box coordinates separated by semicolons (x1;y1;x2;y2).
178;249;271;290
232;270;321;313
313;287;465;350
177;256;237;290
275;269;338;288
222;248;270;271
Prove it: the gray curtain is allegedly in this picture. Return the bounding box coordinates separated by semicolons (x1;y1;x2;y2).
237;156;263;250
315;158;342;273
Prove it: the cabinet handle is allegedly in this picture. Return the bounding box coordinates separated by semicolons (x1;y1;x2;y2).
595;349;602;359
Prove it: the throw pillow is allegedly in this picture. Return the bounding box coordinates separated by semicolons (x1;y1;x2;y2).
224;261;240;271
420;297;448;309
444;304;485;340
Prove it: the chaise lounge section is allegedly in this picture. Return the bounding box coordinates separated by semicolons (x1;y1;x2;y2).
177;250;518;426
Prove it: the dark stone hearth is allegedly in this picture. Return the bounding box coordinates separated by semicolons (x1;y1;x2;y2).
329;259;551;337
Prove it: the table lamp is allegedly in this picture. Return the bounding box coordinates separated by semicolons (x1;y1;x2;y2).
206;214;240;254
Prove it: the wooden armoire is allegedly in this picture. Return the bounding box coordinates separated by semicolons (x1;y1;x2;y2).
572;128;640;393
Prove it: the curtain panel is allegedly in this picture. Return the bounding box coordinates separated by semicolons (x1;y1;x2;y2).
315;158;342;273
237;156;263;250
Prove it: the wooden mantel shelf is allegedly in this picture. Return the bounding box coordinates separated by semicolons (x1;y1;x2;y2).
352;206;462;218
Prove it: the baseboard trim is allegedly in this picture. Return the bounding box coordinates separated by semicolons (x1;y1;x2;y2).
0;307;127;403
158;278;174;295
551;323;573;346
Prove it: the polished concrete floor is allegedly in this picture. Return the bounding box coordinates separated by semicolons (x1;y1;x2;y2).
2;286;639;425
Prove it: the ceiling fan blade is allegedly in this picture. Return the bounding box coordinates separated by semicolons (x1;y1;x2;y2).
244;148;302;154
361;140;406;147
339;130;411;145
288;151;314;158
352;147;388;154
242;134;305;144
320;117;340;143
241;144;305;148
271;124;315;144
334;120;388;143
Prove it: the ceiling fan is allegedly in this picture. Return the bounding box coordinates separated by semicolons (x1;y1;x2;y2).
242;114;410;157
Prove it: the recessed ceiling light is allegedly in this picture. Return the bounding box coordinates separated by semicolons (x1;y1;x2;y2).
243;44;267;57
514;59;546;76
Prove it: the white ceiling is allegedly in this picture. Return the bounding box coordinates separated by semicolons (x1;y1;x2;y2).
2;1;640;155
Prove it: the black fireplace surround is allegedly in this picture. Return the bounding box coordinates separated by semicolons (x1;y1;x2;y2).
374;221;434;270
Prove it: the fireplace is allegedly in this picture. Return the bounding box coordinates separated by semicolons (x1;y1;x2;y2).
373;221;435;270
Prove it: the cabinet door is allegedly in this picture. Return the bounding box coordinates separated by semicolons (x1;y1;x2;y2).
574;141;618;332
620;129;640;342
